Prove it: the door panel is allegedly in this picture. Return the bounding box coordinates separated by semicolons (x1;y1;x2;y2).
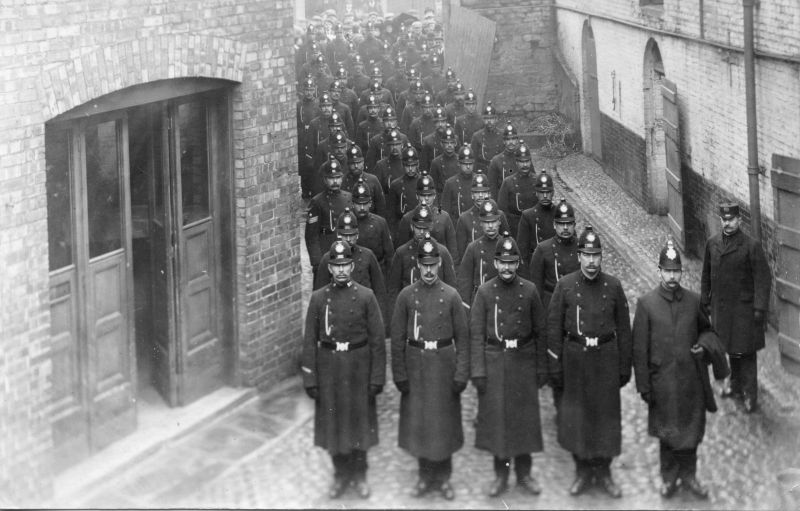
661;78;685;248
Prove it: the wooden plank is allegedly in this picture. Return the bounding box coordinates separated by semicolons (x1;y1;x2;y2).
444;4;495;106
777;277;800;306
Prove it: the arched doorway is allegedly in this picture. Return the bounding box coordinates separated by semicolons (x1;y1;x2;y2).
582;21;602;160
643;39;669;214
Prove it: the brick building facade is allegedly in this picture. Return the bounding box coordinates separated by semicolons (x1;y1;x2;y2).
0;0;300;504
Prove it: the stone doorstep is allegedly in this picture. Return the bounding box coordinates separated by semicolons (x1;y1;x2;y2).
51;384;261;506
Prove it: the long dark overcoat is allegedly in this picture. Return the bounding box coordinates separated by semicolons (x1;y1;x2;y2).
391;279;470;461
470;275;547;458
387;238;456;307
632;286;714;450
527;235;580;306
700;230;771;354
457;235;499;306
302;282;386;454
547;270;632;458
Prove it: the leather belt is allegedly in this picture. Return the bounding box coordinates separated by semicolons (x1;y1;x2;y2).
486;336;532;350
407;338;453;350
567;332;616;348
319;340;368;352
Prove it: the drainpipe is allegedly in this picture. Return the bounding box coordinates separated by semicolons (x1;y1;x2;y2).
743;0;762;242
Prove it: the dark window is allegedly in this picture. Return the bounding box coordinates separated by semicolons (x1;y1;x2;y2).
45;126;73;270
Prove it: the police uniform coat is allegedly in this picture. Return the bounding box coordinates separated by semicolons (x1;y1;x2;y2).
302;281;386;454
391;279;470;460
356;117;383;153
387;238;457;308
470;275;547;458
400;102;423;133
366;131;409;173
487;150;517;200
528;235;579;307
342;170;386;219
700;229;771;354
440;172;473;226
455;207;511;266
470;127;503;172
633;285;715;450
305;190;353;268
420;131;444;172
455;112;484;148
356;212;394;276
497;171;538;238
395;205;457;257
517;203;557;267
388;174;420;239
430;153;460;196
457;235;499;306
373;156;404;194
408;116;437;151
547;270;633;458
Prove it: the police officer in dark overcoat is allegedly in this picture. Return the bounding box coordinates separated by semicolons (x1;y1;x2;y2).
305;160;353;276
528;198;580;307
700;202;771;413
487;122;519;199
440;144;476;227
470;102;503;172
470;233;548;497
547;225;632;498
351;178;394;277
395;171;457;255
341;143;386;219
391;233;470;500
457;200;503;308
633;240;730;500
302;240;386;499
454;172;511;265
497;143;538;238
387;144;421;241
517;170;557;266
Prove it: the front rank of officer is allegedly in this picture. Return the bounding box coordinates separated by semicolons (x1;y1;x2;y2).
302;240;386;500
391;233;470;500
469;233;548;498
547;225;632;498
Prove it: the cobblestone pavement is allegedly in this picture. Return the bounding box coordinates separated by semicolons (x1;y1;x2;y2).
73;153;800;510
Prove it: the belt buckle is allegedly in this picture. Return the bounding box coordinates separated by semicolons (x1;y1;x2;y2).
585;336;598;347
424;340;438;350
336;342;349;352
504;339;518;349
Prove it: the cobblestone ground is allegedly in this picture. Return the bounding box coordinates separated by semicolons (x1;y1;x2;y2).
174;154;800;510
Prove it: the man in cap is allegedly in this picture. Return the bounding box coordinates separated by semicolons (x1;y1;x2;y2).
429;126;461;192
355;94;383;153
326;23;350;67
497;144;539;238
372;129;406;193
387;204;457;309
470;102;503;172
487;122;520;199
365;107;408;172
342;143;386;218
700;202;771;413
302;239;386;499
454;89;483;148
457;199;504;308
517;169;557;265
395;171;457;255
387;144;422;241
420;106;449;172
470;233;548;497
407;95;439;152
305;158;353;277
634;240;730;500
351;178;394;277
358;22;383;64
547;225;632;498
454;171;511;265
391;232;470;501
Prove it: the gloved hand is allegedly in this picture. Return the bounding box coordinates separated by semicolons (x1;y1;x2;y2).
754;310;764;325
537;373;549;389
690;344;705;360
395;380;410;394
550;373;564;390
472;377;487;395
640;391;652;405
305;386;319;400
619;373;631;388
369;384;384;397
452;380;467;395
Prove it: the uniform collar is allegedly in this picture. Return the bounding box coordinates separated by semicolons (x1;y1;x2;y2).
658;284;683;302
556;235;575;245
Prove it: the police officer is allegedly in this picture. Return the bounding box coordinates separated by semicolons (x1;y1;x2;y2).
396;68;420;117
387;204;457;309
312;130;350;196
298;76;321;198
528;198;580;307
351;178;394;277
365;107;408;172
470;102;503;172
487;122;520;199
429;127;460;194
440;144;476;226
372;129;405;194
387;144;422;241
444;81;467;125
399;79;425;133
305;159;353;276
385;54;409;104
457;200;503;308
328;79;356;138
355;94;383;153
348;54;372;97
455;171;511;266
395;171;457;256
633;240;730;500
470;233;548;497
333;65;360;121
497;143;538;238
454;89;483;148
420;105;448;172
700;202;771;413
302;240;386;499
517;170;557;266
547;225;632;498
407;94;438;152
435;67;458;107
391;232;470;500
342;143;386;218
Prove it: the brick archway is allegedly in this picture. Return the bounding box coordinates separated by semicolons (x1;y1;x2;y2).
39;34;246;120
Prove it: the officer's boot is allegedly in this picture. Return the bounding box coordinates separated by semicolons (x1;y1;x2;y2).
596;459;622;499
568;456;590;496
411;458;432;497
515;454;541;495
487;457;510;497
329;453;349;498
437;457;455;500
678;450;708;499
350;450;370;499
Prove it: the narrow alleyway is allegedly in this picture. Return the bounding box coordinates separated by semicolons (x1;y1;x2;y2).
67;153;800;510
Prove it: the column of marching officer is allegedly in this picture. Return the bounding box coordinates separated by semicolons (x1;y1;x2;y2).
297;8;771;504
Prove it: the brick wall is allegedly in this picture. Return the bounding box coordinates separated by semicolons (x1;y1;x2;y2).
0;0;300;503
465;0;558;115
600;113;648;207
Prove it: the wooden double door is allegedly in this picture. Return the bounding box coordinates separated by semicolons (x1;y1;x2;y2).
46;88;233;471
